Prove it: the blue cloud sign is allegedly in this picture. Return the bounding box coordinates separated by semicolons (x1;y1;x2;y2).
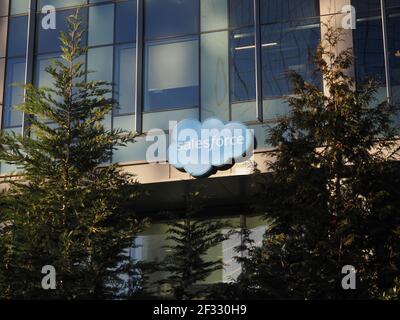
169;118;254;177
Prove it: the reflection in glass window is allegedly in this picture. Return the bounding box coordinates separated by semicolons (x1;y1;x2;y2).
35;54;58;88
10;0;29;15
201;0;228;32
354;17;386;86
88;4;114;47
387;5;400;102
116;0;137;44
0;1;9;16
3;58;25;128
229;0;254;29
38;0;86;9
37;9;87;54
114;44;136;115
352;0;381;18
387;0;400;8
200;31;230;121
260;0;319;24
87;46;113;83
7;16;28;57
144;38;199;111
145;0;199;39
230;28;255;102
262;21;321;99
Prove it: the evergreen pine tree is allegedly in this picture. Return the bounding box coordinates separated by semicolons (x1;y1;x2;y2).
237;25;400;299
0;12;146;299
159;192;229;300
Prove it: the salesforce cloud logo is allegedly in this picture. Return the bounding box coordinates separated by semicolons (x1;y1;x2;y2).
169;118;254;177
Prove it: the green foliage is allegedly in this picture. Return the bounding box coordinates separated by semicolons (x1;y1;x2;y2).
159;192;230;300
236;25;400;299
0;12;147;299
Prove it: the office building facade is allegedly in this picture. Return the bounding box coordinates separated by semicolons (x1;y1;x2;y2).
0;0;399;291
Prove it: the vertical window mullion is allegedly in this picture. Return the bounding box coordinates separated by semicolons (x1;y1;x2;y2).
380;0;392;102
254;0;263;122
135;0;144;134
0;0;9;130
22;0;37;136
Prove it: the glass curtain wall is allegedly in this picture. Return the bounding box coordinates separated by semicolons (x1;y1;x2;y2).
133;215;268;297
7;1;399;170
352;0;400;105
386;0;400;102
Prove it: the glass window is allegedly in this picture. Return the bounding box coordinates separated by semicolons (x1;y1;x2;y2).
87;46;113;83
260;0;319;24
387;0;400;8
352;0;382;18
261;21;321;99
10;0;29;15
0;17;7;57
201;31;229;121
230;28;255;103
87;46;113;130
88;4;114;47
201;0;228;32
387;3;400;102
35;54;56;88
115;0;137;44
144;38;199;112
7;15;28;57
38;0;86;9
0;1;9;16
36;8;88;54
0;58;5;105
3;58;25;128
145;0;199;39
114;44;136;116
354;17;386;86
229;0;254;29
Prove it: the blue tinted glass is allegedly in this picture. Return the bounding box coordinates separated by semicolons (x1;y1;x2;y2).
230;27;256;102
354;18;386;85
7;15;28;57
387;6;400;101
229;0;254;29
116;0;137;43
88;4;114;46
144;38;199;111
3;57;25;128
87;45;113;82
0;17;7;58
0;58;5;105
38;0;86;8
387;0;400;8
114;44;136;115
260;0;319;24
37;8;87;54
145;0;199;39
262;21;321;98
10;0;29;15
352;0;381;15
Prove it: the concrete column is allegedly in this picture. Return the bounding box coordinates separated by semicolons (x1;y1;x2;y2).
319;0;355;94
